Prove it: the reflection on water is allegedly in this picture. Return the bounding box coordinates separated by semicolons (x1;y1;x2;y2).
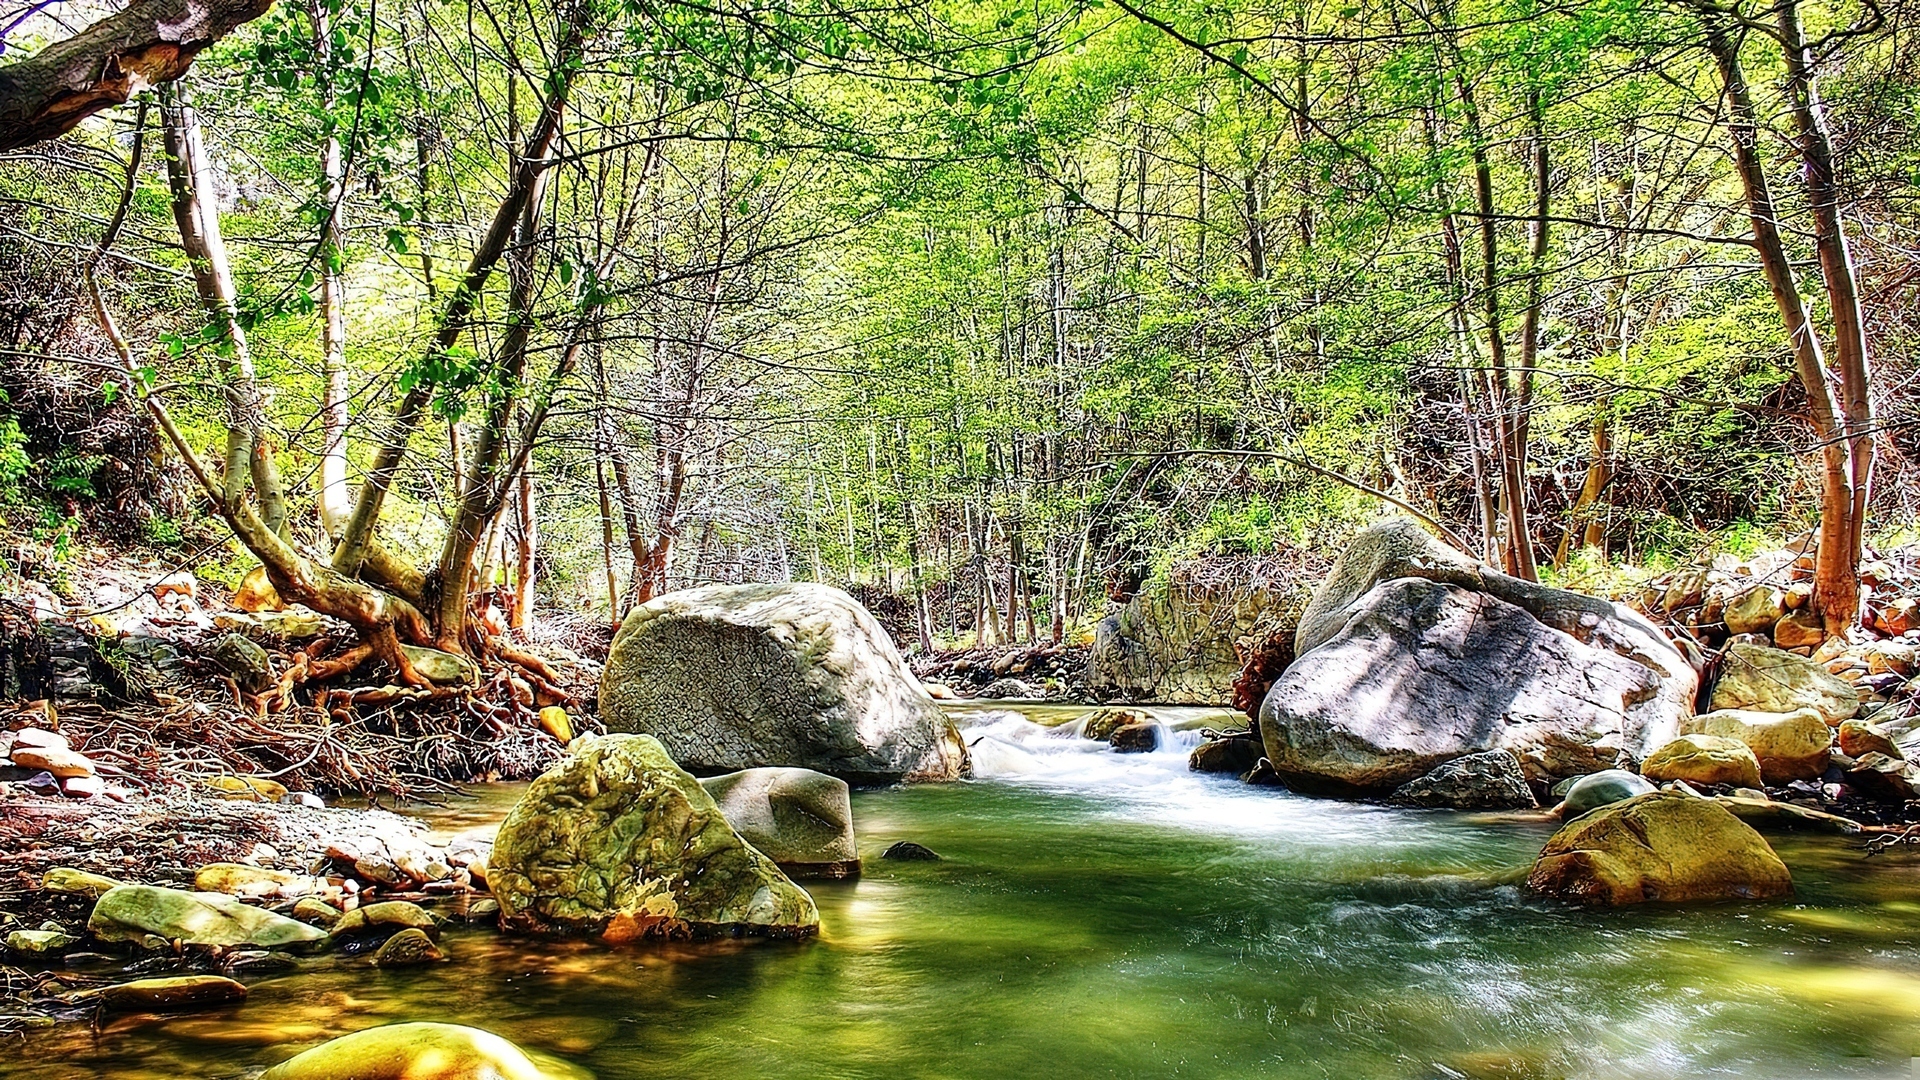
15;703;1920;1079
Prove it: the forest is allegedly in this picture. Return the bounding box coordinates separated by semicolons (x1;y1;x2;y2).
0;0;1918;1075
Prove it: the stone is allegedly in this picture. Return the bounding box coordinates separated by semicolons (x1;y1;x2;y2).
1662;568;1708;612
1262;573;1692;794
1525;791;1793;905
291;897;342;929
401;644;478;686
371;927;445;967
60;775;105;798
1879;597;1919;636
1076;707;1150;741
334;901;438;942
922;682;956;700
1864;642;1917;677
41;867;121;896
153;572;198;600
210;633;274;692
1109;722;1159;753
979;677;1039;699
10;745;92;779
1784;582;1813;610
489;734;818;941
1558;770;1662;820
601;583;966;783
465;898;501;922
1723;586;1787;636
195;863;327;900
12;727;67;751
1844;753;1920;802
880;841;941;861
281;791;326;808
204;774;289;802
536;705;574;744
1772;609;1825;649
1710;642;1860;725
1189;735;1264;775
259;1022;586;1080
1390;750;1537;809
1714;795;1863;834
97;975;246;1013
1640;735;1764;788
6;929;76;954
1087;574;1308;705
88;885;329;950
1839;719;1903;760
1681;708;1834;783
231;565;286;612
699;767;860;879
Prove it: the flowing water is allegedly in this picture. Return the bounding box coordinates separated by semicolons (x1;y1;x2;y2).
18;702;1920;1079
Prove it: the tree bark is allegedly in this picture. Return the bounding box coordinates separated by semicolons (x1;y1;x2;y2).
1702;14;1863;633
0;0;272;151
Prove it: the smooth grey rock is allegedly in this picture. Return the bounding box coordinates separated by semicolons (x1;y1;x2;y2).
1262;576;1689;795
1561;769;1657;818
600;583;966;783
1390;750;1537;809
700;767;860;879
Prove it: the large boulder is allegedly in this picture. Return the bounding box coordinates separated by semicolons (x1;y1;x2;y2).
1525;791;1793;905
699;767;860;879
488;734;818;941
1681;707;1833;783
260;1022;588;1080
1709;642;1858;724
88;885;329;950
1087;573;1307;705
600;583;965;783
1260;523;1695;796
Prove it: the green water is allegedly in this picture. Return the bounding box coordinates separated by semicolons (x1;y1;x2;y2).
19;708;1920;1079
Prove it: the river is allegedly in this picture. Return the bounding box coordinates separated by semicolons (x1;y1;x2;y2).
15;703;1920;1079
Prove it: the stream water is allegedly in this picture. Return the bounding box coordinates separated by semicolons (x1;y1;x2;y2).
18;702;1920;1079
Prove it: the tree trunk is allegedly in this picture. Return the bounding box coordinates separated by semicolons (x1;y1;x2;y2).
313;0;351;537
0;0;273;151
1702;14;1863;633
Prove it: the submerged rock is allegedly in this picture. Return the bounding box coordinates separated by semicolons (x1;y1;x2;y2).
1640;734;1764;789
1261;521;1693;796
881;841;942;861
1525;791;1793;905
1108;722;1159;753
699;767;860;879
6;928;76;955
88;885;329;950
96;974;247;1012
1559;770;1655;818
333;901;439;945
1189;735;1264;775
600;583;966;783
371;927;445;967
259;1022;587;1080
1390;750;1536;809
1709;642;1859;724
489;734;818;941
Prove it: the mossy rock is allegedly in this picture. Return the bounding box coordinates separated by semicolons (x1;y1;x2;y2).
88;885;328;950
490;734;818;942
1526;791;1793;905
